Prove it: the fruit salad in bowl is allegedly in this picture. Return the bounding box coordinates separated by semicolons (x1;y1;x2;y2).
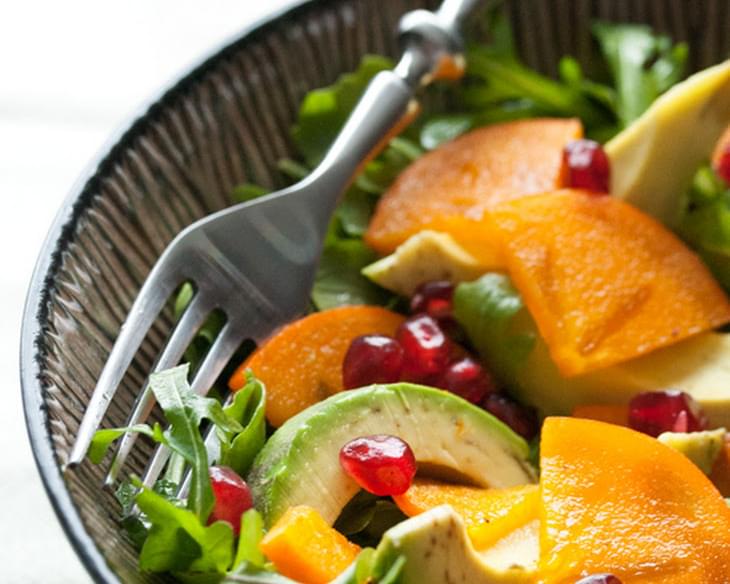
85;10;730;584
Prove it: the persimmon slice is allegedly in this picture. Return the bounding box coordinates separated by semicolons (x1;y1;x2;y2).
393;478;538;550
228;305;404;427
489;190;730;376
364;118;583;262
540;417;730;582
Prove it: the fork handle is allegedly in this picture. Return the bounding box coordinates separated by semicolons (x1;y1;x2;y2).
305;0;484;214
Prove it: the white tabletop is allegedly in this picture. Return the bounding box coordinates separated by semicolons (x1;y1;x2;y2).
1;1;296;581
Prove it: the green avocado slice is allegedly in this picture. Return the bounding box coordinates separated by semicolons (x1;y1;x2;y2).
247;383;536;527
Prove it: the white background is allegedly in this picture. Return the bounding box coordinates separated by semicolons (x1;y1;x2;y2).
0;1;296;581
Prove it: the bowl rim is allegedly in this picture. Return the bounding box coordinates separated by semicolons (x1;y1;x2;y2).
18;1;329;581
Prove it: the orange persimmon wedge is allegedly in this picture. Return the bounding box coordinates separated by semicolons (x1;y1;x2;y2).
539;417;730;582
365;118;582;263
571;404;628;427
228;305;404;427
489;190;730;376
259;505;360;584
392;478;539;550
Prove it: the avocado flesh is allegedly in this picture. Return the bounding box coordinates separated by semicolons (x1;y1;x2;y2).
658;428;726;474
247;383;536;527
607;59;730;227
362;230;488;296
370;506;535;584
455;274;730;428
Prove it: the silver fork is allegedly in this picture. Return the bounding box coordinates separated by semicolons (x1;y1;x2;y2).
66;0;484;487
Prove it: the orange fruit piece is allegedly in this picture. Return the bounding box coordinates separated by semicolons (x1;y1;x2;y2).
259;505;360;584
228;305;404;427
489;190;730;376
392;478;539;550
364;118;582;263
571;404;628;427
539;417;730;583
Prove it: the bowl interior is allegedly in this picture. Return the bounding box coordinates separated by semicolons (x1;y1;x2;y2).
22;0;730;582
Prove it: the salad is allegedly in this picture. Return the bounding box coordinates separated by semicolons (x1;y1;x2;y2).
89;9;730;584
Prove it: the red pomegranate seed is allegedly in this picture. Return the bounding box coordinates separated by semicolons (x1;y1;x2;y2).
397;314;452;381
715;146;730;186
339;435;417;496
563;139;611;193
342;335;404;389
410;281;455;320
439;357;496;404
628;390;708;437
482;394;539;440
208;465;253;534
576;575;623;584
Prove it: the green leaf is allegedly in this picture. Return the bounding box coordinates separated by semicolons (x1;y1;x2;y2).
148;365;242;521
134;482;234;574
312;238;394;310
219;372;267;476
292;55;394;167
232;510;266;570
419;114;476;150
232;183;270;204
453;273;537;384
592;21;687;127
88;423;159;464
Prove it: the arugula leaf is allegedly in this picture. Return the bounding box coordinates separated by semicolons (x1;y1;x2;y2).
312;238;393;310
232;510;267;570
134;481;234;575
292;55;394;167
148;365;242;521
218;371;267;476
453;274;537;384
593;22;688;127
88;423;161;464
232;183;270;203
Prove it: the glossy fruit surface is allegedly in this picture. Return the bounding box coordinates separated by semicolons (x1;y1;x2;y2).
339;434;417;496
208;465;253;534
342;335;404;389
440;357;495;404
564;139;610;192
410;280;454;320
539;417;730;582
397;314;451;381
628;390;708;437
482;393;539;440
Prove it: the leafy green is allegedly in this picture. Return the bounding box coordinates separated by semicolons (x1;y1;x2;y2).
292;55;394;167
453;274;537;384
232;510;267;570
232;183;270;203
593;22;688;127
334;491;408;548
312;238;394;310
148;365;242;521
219;371;267;476
89;423;161;464
134;480;234;574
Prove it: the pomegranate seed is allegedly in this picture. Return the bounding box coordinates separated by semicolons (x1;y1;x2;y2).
482;394;539;440
563;139;611;193
342;335;404;389
410;281;454;320
715;146;730;186
339;435;417;496
576;575;623;584
397;314;452;381
439;357;496;404
628;390;708;437
208;465;253;534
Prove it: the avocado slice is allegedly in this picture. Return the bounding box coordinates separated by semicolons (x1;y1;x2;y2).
454;273;730;428
367;506;535;584
658;428;726;474
362;230;488;296
607;60;730;227
247;383;536;527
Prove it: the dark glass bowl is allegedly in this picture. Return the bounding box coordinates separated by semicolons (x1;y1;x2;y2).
20;0;730;582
